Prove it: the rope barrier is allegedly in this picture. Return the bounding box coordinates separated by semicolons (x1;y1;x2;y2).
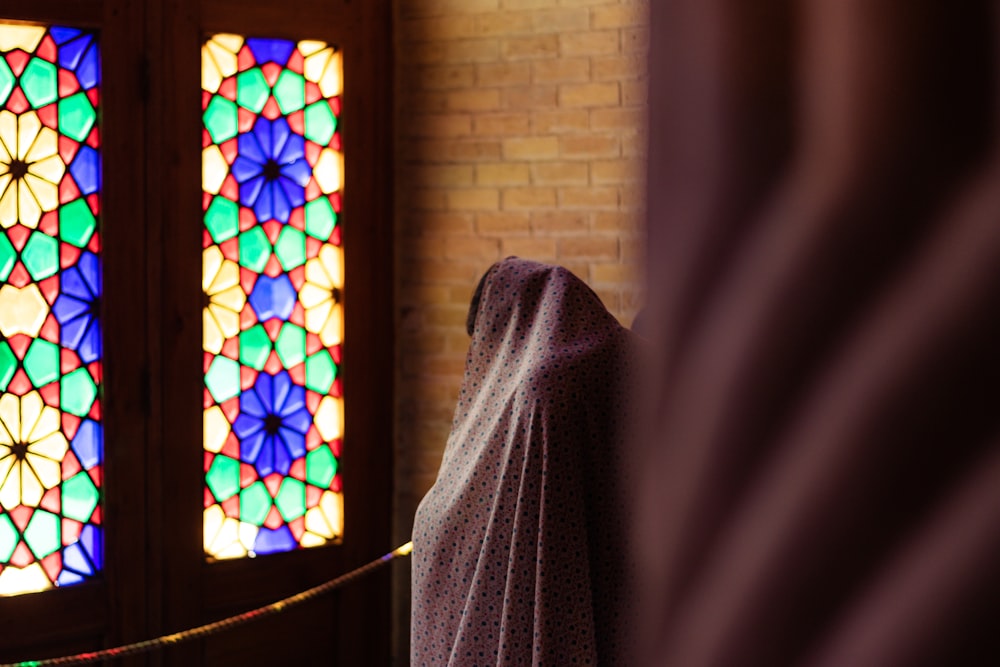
0;542;413;667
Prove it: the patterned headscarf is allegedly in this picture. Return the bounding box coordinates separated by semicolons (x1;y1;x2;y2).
411;257;635;665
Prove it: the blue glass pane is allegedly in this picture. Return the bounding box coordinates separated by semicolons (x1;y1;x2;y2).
69;146;100;195
253;181;274;221
248;275;295;321
237;131;266;165
62;543;94;575
50;27;82;46
253;525;296;555
53;294;89;322
279;177;305;210
77;44;99;89
281;159;311;187
71;420;102;468
270;371;291;410
272;438;292;475
240;175;265;209
61;313;90;349
57;35;90;69
239;388;267;418
255;436;276;475
240;430;266;465
246;38;295;67
57;570;85;585
231;155;262;183
81;525;102;569
232;413;263;439
78;321;101;363
270;183;291;222
278;428;306;459
276;132;303;163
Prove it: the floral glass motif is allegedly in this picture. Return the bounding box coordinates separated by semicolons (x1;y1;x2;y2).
0;22;103;596
202;34;344;560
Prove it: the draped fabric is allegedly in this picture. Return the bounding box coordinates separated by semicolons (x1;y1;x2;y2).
636;1;1000;665
411;258;633;665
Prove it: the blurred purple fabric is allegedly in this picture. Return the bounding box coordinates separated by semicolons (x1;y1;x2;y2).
636;1;1000;665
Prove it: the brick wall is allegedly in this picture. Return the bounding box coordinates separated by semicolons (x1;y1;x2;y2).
391;0;648;660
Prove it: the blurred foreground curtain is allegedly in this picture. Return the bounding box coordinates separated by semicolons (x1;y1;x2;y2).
637;1;1000;665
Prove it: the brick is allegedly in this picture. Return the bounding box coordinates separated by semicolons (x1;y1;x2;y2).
591;158;640;184
623;26;650;53
473;112;532;136
444;236;501;260
621;132;647;157
409;113;472;138
502;85;558;110
409;212;476;236
592;262;634;283
409;164;476;187
475;11;533;36
501;0;555;8
476;162;532;186
446;188;500;210
501;34;559;60
619;184;646;210
403;259;482;284
590;106;645;131
408;188;447;210
416;64;476;90
532;58;590;84
532;110;590;133
503;136;559;160
592;54;647;81
531;8;590;33
400;16;475;42
593;211;637;232
502;187;557;209
560;30;619;57
622;80;648;105
423;305;472;329
409;39;499;65
530;210;589;233
477;62;532;87
557;236;619;260
445;88;501;112
532;161;589;185
399;0;499;17
416;140;502;162
559;82;620;107
476;211;532;235
559;134;620;158
558;186;619;209
591;5;648;29
501;237;557;259
592;287;622;313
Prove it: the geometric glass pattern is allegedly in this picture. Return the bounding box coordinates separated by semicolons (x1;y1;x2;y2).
201;34;344;559
0;22;103;595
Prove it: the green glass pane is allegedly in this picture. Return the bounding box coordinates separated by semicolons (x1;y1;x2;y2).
239;481;271;526
205;355;240;403
62;472;99;522
305;445;337;488
273;70;305;115
21;232;59;281
274;226;306;271
21;58;58;109
0;341;16;391
203;95;238;144
61;368;97;416
239;325;271;371
304;350;336;394
304;197;336;240
303;101;336;146
0;233;16;281
274;477;305;521
206;454;240;502
236;68;269;113
24;338;59;387
205;196;239;243
238;227;270;272
0;512;17;561
58;92;96;142
0;58;13;106
274;323;305;368
60;199;97;248
23;509;59;558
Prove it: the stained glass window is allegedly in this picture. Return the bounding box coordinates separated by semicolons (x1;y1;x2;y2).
201;34;344;560
0;22;103;595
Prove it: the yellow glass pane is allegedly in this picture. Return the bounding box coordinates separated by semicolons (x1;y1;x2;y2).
0;178;17;228
319;244;344;287
318;51;343;97
0;464;19;509
0;452;13;483
303;47;332;84
313;149;342;194
0;393;20;438
26;451;60;489
16;111;41;161
0;285;49;338
19;463;44;506
212;285;245;313
18;179;42;227
24;125;57;163
319;302;343;347
209;261;240;295
321;490;344;535
202;245;224;291
28;432;67;462
205;39;239;79
0;132;9;163
0;111;16;157
27;405;60;444
26;154;65;184
297;40;327;57
204;406;230;453
314;396;343;441
0;562;50;596
303;298;331;335
0;25;45;52
24;174;57;213
299;531;326;547
203;309;225;354
19;392;42;441
238;521;258;551
211;33;244;54
202;146;228;194
209;302;240;340
201;50;222;93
